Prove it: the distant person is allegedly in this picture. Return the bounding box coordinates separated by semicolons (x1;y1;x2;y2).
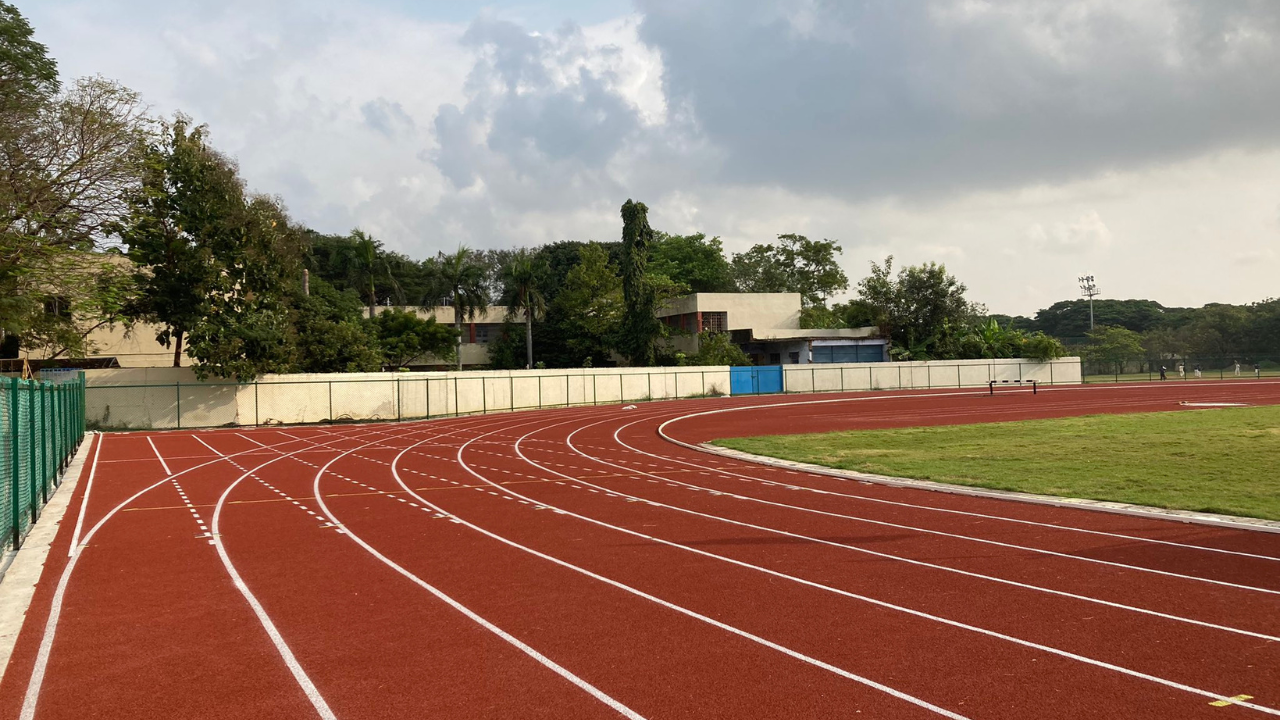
1178;363;1185;379
1256;362;1262;378
1159;365;1167;381
1235;360;1241;377
1194;364;1202;379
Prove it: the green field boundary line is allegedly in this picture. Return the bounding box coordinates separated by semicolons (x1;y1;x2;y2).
696;442;1280;535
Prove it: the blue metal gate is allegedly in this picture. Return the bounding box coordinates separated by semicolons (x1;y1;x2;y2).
730;365;784;395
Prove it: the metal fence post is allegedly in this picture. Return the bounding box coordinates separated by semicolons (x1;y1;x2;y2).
32;383;43;521
1050;361;1054;385
328;381;334;421
647;372;652;401
957;364;962;389
481;377;487;414
592;374;597;405
254;380;260;426
175;382;182;430
537;376;543;409
397;378;402;421
511;376;516;412
9;378;20;549
453;377;459;417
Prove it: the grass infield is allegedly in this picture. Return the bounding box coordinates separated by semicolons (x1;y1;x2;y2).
713;405;1280;522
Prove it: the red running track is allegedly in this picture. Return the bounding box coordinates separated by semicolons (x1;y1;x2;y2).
2;380;1280;719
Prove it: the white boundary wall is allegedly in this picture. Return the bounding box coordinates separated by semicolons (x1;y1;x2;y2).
83;366;732;430
781;357;1081;393
82;358;1080;430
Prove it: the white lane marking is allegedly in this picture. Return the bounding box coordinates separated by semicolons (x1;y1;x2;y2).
538;426;1280;643
627;420;1280;595
653;391;1280;563
380;422;972;720
146;436;171;476
204;438;339;720
19;429;358;720
308;434;648;720
484;421;1280;716
69;433;101;556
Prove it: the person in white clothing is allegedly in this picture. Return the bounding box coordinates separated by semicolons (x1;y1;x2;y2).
1178;363;1185;378
1235;361;1241;376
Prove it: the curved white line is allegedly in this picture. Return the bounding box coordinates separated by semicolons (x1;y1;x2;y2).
373;412;974;720
654;390;1280;555
306;414;648;720
523;419;1280;642
68;433;101;557
20;428;358;720
473;416;1280;716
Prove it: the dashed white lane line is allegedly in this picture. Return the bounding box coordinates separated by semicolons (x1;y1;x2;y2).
170;479;214;544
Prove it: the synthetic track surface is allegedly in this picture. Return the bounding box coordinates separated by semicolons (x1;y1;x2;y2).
2;381;1279;719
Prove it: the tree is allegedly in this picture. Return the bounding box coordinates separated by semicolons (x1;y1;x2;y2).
1;5;151;354
290;276;383;373
649;232;735;293
1083;325;1145;374
546;242;623;367
499;249;548;369
857;256;982;360
616;199;664;366
373;308;456;368
732;234;849;307
428;246;489;370
119;118;302;380
337;229;390;317
691;331;750;366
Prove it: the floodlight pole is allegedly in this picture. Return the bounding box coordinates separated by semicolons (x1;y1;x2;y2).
1078;275;1099;330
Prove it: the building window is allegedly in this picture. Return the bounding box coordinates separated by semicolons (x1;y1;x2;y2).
788;351;801;364
701;311;727;333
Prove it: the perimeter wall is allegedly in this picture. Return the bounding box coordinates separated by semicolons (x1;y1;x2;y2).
79;357;1080;430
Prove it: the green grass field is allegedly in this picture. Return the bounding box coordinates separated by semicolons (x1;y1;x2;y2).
714;405;1280;521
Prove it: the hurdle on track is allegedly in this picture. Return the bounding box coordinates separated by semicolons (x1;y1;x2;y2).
988;379;1038;395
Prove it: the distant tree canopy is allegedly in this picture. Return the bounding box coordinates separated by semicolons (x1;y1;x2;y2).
732;233;848;308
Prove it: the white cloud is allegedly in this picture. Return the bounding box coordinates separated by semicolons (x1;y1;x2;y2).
21;0;1280;315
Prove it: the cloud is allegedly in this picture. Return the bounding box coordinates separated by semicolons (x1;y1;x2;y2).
23;0;1280;315
635;0;1280;197
360;98;416;138
1026;211;1112;254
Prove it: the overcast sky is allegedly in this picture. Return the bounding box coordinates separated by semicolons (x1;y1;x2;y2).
22;0;1280;315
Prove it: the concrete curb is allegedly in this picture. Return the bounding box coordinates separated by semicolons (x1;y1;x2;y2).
699;442;1280;535
0;432;95;683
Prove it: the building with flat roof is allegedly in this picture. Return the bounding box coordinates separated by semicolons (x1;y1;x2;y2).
657;293;887;365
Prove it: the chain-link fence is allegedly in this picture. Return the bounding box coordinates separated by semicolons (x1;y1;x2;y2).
1;372;87;550
1081;357;1280;383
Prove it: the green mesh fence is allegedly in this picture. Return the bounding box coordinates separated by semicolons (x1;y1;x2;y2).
1;373;86;550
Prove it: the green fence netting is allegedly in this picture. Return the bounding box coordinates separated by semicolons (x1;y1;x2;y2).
1;372;86;551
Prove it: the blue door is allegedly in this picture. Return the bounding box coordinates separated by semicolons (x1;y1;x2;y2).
730;366;784;395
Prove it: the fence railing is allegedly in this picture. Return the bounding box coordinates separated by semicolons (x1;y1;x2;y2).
82;358;1079;431
1;372;87;550
1081;356;1280;383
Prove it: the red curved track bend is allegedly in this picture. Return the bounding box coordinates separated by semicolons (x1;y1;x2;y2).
3;381;1280;719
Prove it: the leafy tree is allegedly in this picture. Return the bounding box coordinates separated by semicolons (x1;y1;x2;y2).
616;199;664;366
1;5;151;354
546;242;622;367
119;118;302;380
337;229;392;317
857;256;982;360
373;308;456;368
732;234;848;307
691;331;750;366
290;277;382;373
1031;299;1171;339
1021;332;1066;362
649;232;734;293
499;249;549;369
1083;325;1145;374
428;246;489;370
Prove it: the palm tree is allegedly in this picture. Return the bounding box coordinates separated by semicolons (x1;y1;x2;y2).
500;250;548;369
430;246;489;370
334;229;394;318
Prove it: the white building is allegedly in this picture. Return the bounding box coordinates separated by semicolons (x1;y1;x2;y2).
657;293;887;365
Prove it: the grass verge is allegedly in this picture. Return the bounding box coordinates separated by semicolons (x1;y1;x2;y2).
713;405;1280;522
